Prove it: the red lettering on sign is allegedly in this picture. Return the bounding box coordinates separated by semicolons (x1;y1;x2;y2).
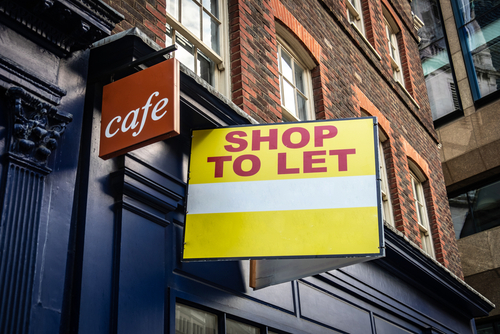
314;125;337;147
282;127;310;149
252;129;278;151
207;156;232;177
233;155;261;176
304;151;327;173
225;131;248;152
277;152;300;174
329;149;356;171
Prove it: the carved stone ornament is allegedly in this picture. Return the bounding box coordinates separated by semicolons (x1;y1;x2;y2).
0;0;123;57
6;86;72;166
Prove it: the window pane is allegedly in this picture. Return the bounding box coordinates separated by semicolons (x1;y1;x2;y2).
349;0;359;12
471;39;500;98
449;180;500;238
166;24;173;46
203;0;218;18
281;51;293;82
167;0;179;19
175;304;217;334
182;0;201;39
295;64;305;93
457;0;500;25
421;39;458;119
197;50;214;84
449;192;470;239
203;12;220;54
282;80;296;115
462;8;500;98
176;33;196;72
296;92;307;120
411;0;444;45
476;322;495;334
348;10;357;23
226;319;259;334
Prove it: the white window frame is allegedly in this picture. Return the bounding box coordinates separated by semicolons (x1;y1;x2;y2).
166;0;230;96
409;167;435;257
360;111;394;227
276;25;315;122
379;136;394;227
347;0;365;35
383;9;404;85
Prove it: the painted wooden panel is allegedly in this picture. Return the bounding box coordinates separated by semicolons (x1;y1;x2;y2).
374;316;420;334
116;209;167;334
298;281;373;333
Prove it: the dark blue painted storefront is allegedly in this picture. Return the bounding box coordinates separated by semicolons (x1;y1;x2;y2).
0;1;493;333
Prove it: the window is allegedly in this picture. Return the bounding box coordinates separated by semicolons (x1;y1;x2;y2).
277;40;314;121
175;302;289;334
176;303;218;334
476;318;500;334
166;0;227;91
409;170;434;256
453;0;500;100
347;0;365;35
361;110;394;226
384;13;404;85
412;0;461;121
449;179;500;239
379;139;394;226
227;319;259;334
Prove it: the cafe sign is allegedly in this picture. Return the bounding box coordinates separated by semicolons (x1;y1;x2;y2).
183;118;383;262
99;58;180;160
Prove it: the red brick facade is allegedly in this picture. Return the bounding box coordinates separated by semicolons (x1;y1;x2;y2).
101;0;463;278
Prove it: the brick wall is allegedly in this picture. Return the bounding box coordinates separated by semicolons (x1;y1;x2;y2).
102;0;168;47
102;0;463;278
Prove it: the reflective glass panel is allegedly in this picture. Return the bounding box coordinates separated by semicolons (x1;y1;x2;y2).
176;33;196;72
457;0;500;24
282;80;296;116
226;319;259;334
411;0;444;44
476;322;495;334
449;179;500;238
420;40;458;119
281;51;293;82
413;0;458;120
167;0;179;19
350;0;359;11
295;64;305;93
182;0;201;39
175;304;217;334
197;50;214;84
166;23;173;45
457;1;500;99
203;12;220;54
296;93;307;120
203;0;219;18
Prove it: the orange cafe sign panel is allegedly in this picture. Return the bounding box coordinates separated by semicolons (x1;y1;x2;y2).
99;58;180;160
183;118;384;264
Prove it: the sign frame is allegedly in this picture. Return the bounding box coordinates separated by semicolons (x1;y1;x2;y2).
182;117;384;262
99;58;180;160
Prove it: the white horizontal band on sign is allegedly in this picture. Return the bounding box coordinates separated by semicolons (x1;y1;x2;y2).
187;175;377;214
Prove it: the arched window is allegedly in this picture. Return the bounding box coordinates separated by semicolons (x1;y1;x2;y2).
361;110;394;226
276;25;316;121
347;0;365;35
409;163;434;257
379;134;394;226
166;0;228;93
383;9;404;85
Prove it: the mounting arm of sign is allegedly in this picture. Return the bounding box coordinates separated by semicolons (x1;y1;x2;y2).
101;44;178;81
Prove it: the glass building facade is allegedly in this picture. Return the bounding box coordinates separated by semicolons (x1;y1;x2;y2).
412;0;460;121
